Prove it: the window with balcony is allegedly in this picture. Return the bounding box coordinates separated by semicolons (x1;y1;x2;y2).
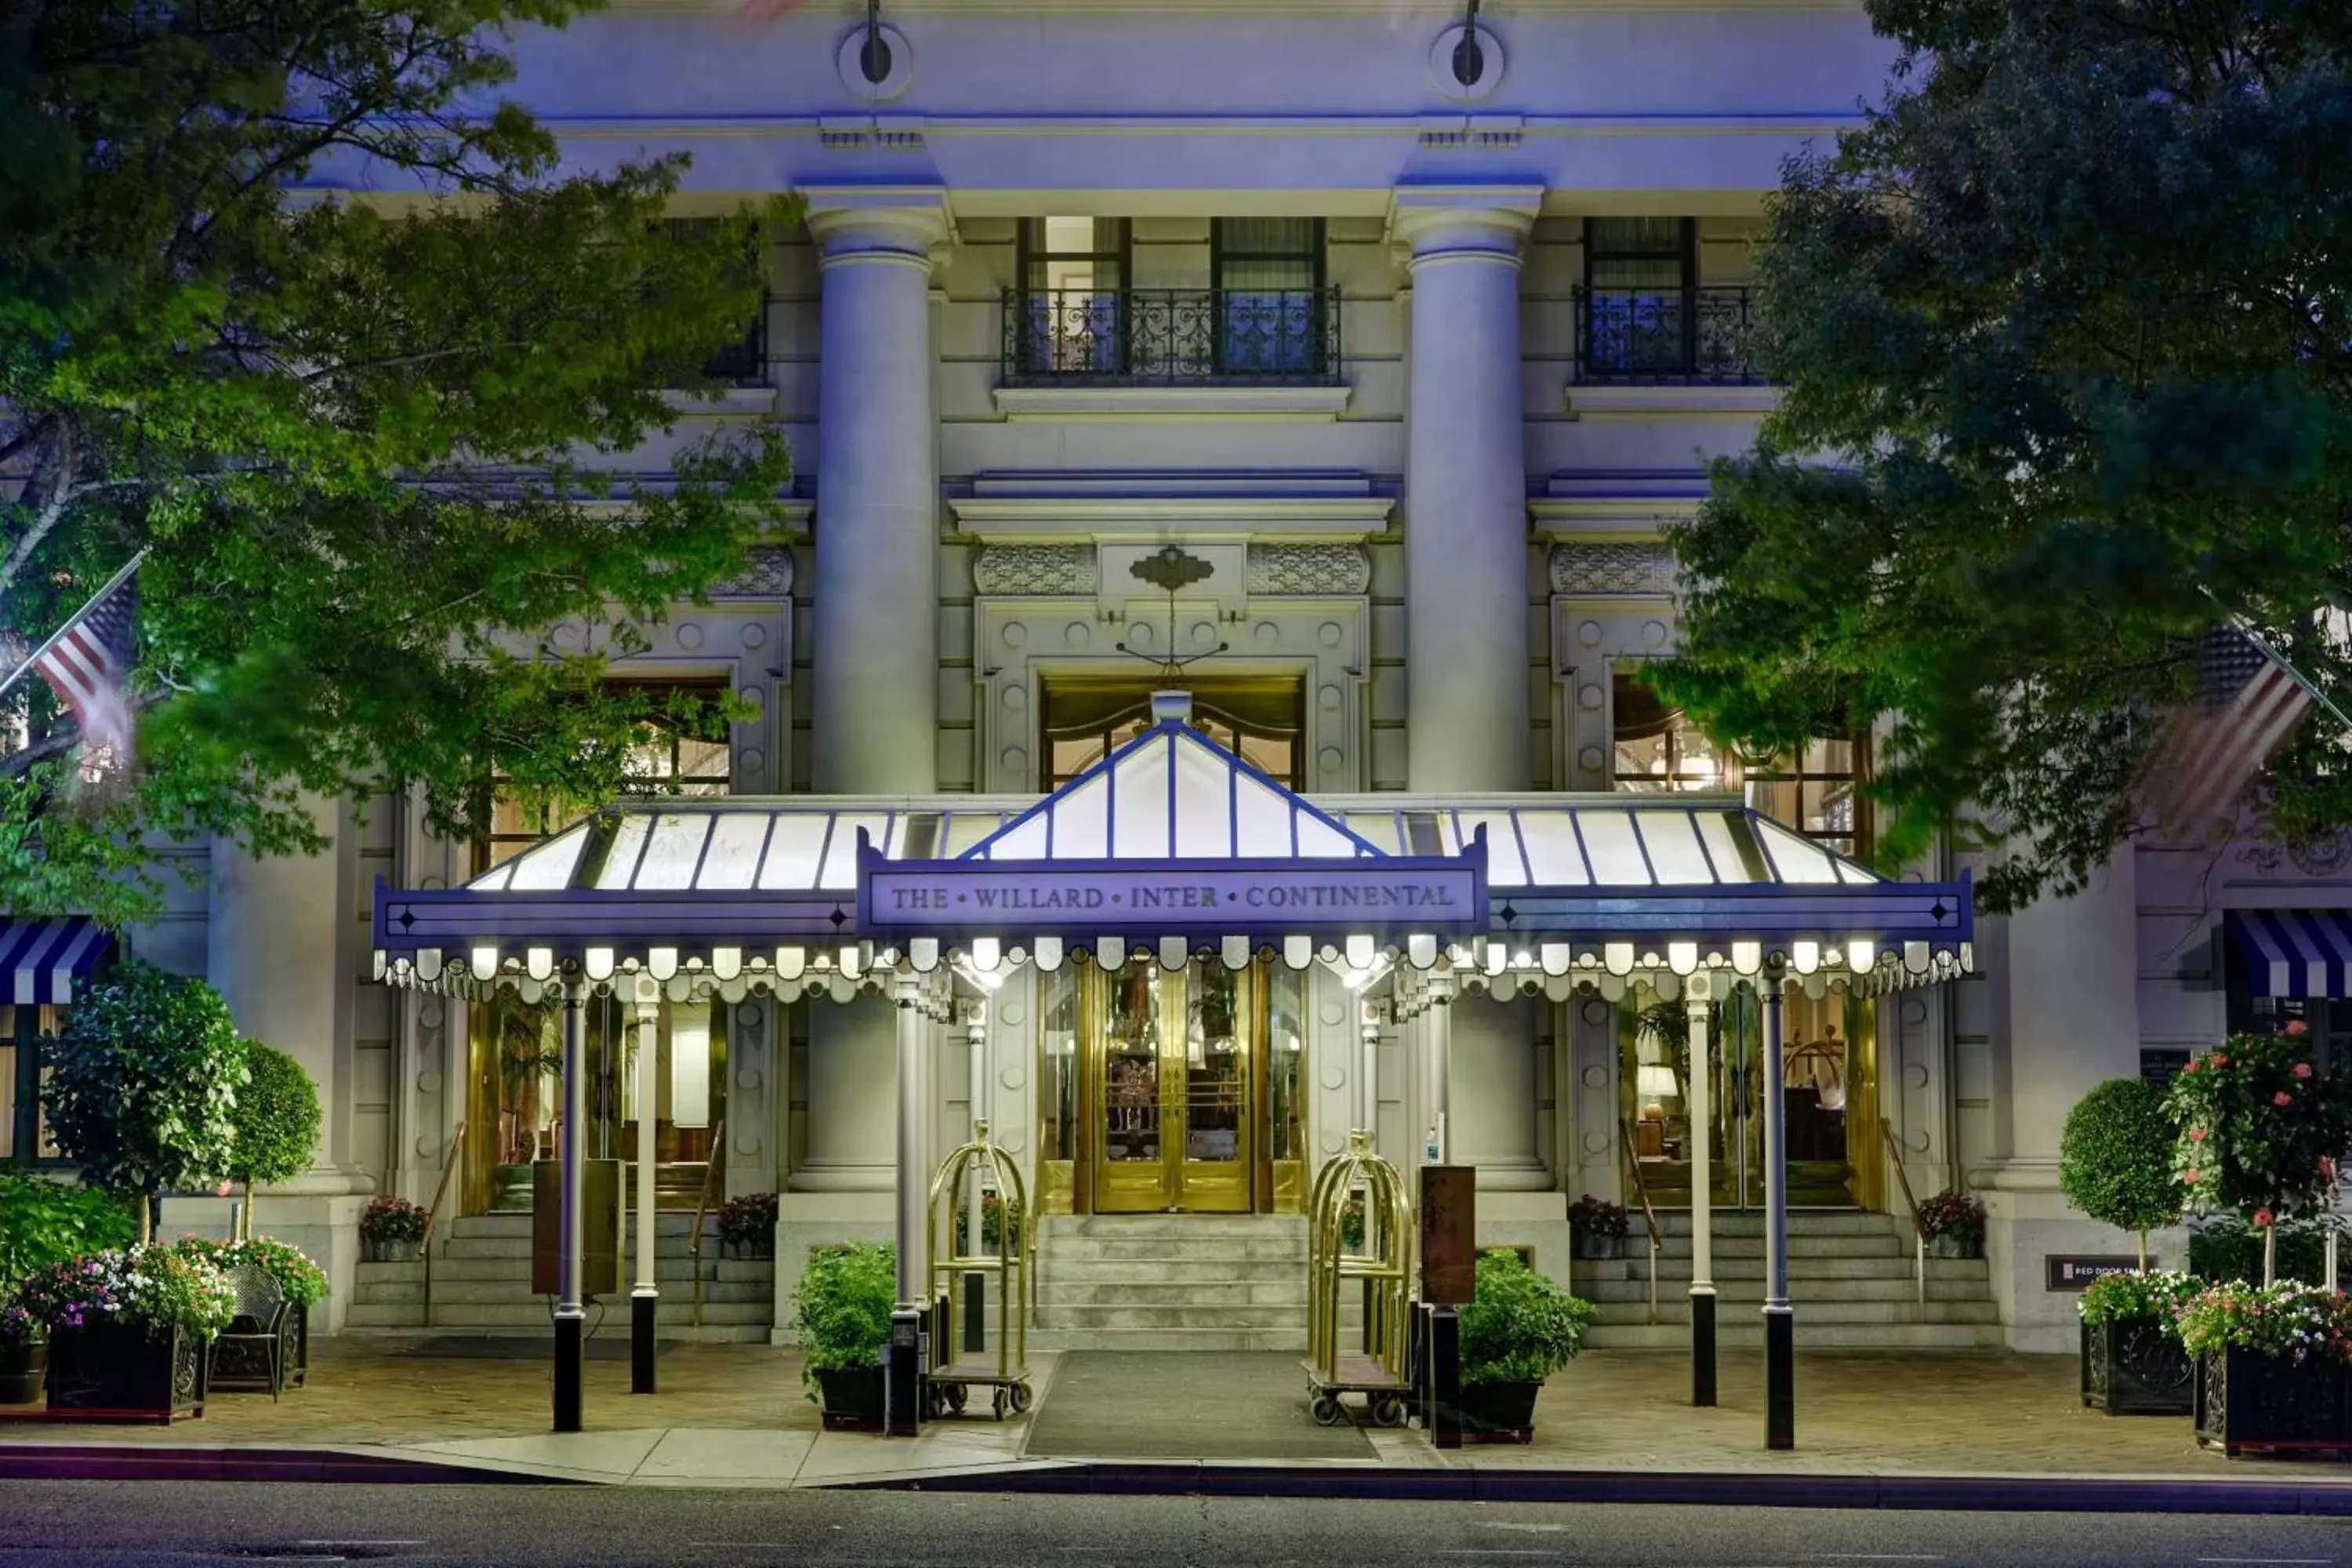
1004;216;1339;387
1576;217;1759;386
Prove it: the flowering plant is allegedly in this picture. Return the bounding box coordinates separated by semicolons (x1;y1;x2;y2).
2176;1279;2352;1367
2166;1022;2352;1227
2078;1269;2202;1327
0;1298;40;1348
359;1196;426;1249
1566;1195;1631;1239
717;1192;780;1254
15;1246;236;1339
172;1236;329;1308
1919;1189;1987;1244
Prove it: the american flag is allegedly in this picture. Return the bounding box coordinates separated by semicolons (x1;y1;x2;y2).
2143;623;2316;843
4;553;143;759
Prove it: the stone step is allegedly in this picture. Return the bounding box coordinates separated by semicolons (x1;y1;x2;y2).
343;1299;771;1329
1026;1327;1308;1352
1033;1304;1306;1330
1038;1237;1308;1264
434;1236;723;1261
336;1323;771;1345
1642;1235;1911;1260
1034;1280;1312;1308
439;1214;715;1237
1581;1255;1985;1283
1647;1211;1900;1236
1591;1297;2001;1327
360;1257;771;1285
1581;1276;1989;1305
1037;1216;1306;1238
351;1278;772;1308
1583;1322;2009;1352
1034;1256;1304;1285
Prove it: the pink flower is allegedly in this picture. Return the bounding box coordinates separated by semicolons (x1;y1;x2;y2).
2323;1157;2339;1180
2256;1208;2275;1229
2286;1020;2311;1036
2276;1091;2296;1107
2185;1169;2202;1185
2188;1127;2208;1142
2212;1053;2230;1067
2296;1062;2314;1080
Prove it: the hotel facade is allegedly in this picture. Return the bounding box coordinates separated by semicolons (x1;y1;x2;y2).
7;0;2338;1370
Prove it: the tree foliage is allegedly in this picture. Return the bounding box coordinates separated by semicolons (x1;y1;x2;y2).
227;1040;322;1236
39;961;247;1238
0;2;795;924
2060;1077;2183;1261
1653;0;2352;910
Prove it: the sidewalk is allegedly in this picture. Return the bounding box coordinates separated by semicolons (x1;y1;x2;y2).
3;1338;2349;1509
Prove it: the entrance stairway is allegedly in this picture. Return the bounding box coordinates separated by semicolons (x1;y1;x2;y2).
1579;1210;2004;1350
1031;1214;1316;1352
344;1213;773;1343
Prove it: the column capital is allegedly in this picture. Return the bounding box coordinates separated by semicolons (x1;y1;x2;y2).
804;186;955;267
1386;185;1542;265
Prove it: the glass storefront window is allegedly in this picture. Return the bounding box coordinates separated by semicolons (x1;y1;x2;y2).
478;682;733;871
1040;967;1080;1163
2;1005;62;1166
1040;677;1304;789
1265;964;1307;1164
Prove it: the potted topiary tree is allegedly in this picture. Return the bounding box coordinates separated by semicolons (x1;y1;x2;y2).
2168;1020;2352;1454
227;1041;322;1241
2060;1078;2191;1414
795;1242;895;1429
1455;1249;1599;1442
38;963;246;1243
0;1174;136;1404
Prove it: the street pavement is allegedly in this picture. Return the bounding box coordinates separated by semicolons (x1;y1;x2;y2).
2;1481;2350;1566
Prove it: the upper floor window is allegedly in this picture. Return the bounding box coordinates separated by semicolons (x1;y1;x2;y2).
662;219;768;386
477;682;732;873
1041;677;1304;791
1211;219;1327;378
1611;671;1871;857
1577;217;1760;386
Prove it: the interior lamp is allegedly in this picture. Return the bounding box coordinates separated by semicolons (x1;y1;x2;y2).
1636;1063;1678;1118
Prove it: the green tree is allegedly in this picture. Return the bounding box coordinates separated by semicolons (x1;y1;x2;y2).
227;1041;323;1240
1653;1;2352;911
2059;1078;2183;1270
0;2;795;926
40;962;248;1241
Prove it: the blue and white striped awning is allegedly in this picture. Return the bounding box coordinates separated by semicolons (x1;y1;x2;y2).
2227;909;2352;999
0;917;114;1005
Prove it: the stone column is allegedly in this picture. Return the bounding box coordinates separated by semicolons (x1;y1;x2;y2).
807;189;951;795
1447;992;1550;1191
1394;189;1540;793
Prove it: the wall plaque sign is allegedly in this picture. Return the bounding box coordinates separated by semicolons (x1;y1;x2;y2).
1420;1165;1478;1306
2045;1255;2151;1292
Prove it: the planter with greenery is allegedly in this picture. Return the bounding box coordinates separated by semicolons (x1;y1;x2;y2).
1920;1189;1987;1258
2180;1280;2352;1456
2169;1022;2352;1287
1456;1249;1599;1441
227;1042;323;1242
952;1191;1025;1257
0;1175;137;1403
717;1192;779;1261
18;1245;236;1419
361;1196;427;1263
795;1242;895;1430
1566;1196;1630;1261
173;1237;328;1390
2191;1214;2333;1287
38;964;245;1243
2078;1269;2201;1417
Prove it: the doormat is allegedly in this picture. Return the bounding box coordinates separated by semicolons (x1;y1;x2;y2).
396;1336;677;1362
1022;1351;1376;1461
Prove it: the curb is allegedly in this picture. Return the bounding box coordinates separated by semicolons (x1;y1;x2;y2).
849;1460;2352;1515
0;1445;579;1486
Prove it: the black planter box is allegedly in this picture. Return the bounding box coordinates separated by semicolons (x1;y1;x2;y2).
2195;1346;2352;1457
1571;1231;1624;1261
815;1364;887;1432
0;1343;45;1406
45;1323;209;1423
2081;1317;2194;1417
1459;1379;1541;1443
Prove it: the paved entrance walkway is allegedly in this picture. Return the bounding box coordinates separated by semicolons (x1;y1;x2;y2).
0;1337;2339;1491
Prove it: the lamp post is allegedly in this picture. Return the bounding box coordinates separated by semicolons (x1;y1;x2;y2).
1761;964;1794;1450
554;979;587;1433
1686;975;1715;1407
631;977;660;1395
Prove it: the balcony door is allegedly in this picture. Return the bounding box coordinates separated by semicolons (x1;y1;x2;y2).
1211;218;1325;377
1018;217;1131;377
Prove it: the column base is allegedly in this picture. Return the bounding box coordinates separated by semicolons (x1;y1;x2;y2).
631;1291;658;1395
554;1312;584;1433
1690;1287;1717;1407
1763;1305;1795;1450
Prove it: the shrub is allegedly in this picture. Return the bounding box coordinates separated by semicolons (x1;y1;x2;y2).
2060;1079;2182;1268
2176;1280;2352;1367
16;1244;237;1339
793;1243;896;1396
359;1196;426;1250
0;1173;136;1302
1919;1189;1986;1246
2078;1269;2201;1327
2190;1213;2332;1286
952;1190;1025;1254
227;1042;321;1237
2166;1022;2352;1269
1566;1195;1630;1239
172;1236;329;1308
39;963;246;1240
1458;1249;1599;1388
717;1192;779;1254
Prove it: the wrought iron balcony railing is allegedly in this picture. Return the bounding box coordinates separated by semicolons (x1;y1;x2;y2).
1573;285;1766;387
1002;287;1343;387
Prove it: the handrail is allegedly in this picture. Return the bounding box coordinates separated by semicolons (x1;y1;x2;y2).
688;1121;727;1328
420;1121;466;1332
1880;1116;1927;1307
1619;1117;1664;1327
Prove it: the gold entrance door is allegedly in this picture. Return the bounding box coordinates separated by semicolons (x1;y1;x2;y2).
1090;957;1254;1213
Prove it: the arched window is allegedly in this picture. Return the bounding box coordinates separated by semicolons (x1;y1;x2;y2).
1040;677;1304;790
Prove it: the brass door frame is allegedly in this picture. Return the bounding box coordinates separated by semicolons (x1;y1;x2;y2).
1083;960;1257;1214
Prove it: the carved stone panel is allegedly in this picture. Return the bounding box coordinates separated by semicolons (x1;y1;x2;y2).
1550;543;1676;597
973;544;1099;597
1245;543;1373;597
712;543;795;598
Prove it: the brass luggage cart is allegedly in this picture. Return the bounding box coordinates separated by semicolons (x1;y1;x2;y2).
1305;1129;1413;1428
924;1120;1034;1421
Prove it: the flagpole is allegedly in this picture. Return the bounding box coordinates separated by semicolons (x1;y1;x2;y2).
0;548;150;710
2198;586;2352;736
